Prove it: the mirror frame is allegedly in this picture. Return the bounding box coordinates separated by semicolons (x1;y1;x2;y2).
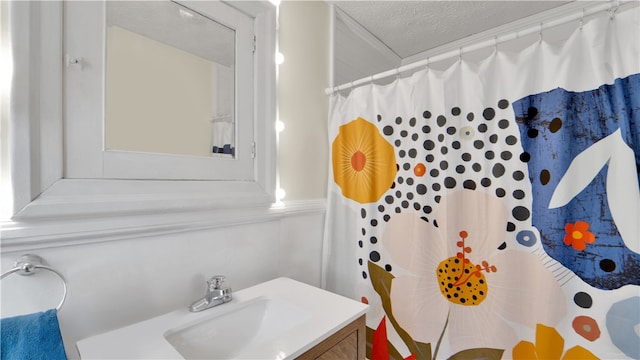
66;0;257;181
5;1;276;225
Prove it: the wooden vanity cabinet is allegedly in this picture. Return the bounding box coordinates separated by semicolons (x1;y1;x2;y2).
297;315;366;360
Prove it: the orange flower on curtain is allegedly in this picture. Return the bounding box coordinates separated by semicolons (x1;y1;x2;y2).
563;221;596;251
332;117;397;203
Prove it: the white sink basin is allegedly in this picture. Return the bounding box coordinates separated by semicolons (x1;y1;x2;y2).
164;297;310;359
76;277;368;359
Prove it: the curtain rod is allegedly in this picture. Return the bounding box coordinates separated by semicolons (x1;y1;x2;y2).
325;0;633;96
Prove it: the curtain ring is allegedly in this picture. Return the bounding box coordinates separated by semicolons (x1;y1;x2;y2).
458;47;462;63
580;9;585;30
425;57;430;72
369;75;374;85
494;35;498;54
609;0;619;20
538;22;543;43
395;68;401;80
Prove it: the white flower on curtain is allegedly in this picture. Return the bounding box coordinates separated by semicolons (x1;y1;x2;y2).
381;189;577;357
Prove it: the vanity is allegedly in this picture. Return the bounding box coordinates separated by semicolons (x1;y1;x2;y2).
297;316;365;360
76;278;368;359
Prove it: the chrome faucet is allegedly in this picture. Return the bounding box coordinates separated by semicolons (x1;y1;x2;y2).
189;275;232;312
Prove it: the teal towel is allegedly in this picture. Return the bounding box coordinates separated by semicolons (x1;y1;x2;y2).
1;309;67;360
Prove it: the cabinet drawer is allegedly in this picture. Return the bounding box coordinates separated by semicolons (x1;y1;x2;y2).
297;315;365;360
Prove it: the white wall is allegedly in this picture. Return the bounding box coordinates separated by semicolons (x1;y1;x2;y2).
278;0;330;201
0;0;10;219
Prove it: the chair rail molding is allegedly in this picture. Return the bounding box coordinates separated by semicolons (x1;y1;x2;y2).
1;199;327;253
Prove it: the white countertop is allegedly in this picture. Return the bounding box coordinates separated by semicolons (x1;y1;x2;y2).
76;277;368;359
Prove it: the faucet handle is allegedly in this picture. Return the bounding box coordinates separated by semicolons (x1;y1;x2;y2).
207;275;226;291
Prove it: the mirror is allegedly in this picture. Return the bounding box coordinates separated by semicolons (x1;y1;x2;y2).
63;0;263;182
105;1;236;158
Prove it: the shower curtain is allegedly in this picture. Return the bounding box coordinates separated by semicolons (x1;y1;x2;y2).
324;4;639;360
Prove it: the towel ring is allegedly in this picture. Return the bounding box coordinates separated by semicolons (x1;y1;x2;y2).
1;254;68;311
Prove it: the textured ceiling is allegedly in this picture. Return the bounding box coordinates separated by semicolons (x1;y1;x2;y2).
331;1;571;58
107;1;235;66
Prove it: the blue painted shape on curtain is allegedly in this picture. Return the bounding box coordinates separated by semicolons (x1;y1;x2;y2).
513;73;640;290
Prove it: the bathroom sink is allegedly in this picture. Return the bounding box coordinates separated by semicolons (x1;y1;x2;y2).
76;277;368;359
164;296;310;359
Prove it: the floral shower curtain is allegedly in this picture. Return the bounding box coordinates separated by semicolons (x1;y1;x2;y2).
324;4;639;360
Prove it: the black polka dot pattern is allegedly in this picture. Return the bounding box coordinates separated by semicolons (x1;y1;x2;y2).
599;259;616;272
574;292;593;308
357;100;533;279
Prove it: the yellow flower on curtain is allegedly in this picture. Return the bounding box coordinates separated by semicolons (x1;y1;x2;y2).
512;324;599;359
332;117;397;203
